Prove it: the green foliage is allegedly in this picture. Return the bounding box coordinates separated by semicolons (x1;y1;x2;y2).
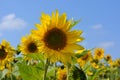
0;69;8;80
47;65;57;80
70;65;87;80
75;50;90;58
0;70;2;79
17;62;44;80
17;53;45;80
90;67;108;80
1;74;17;80
69;19;81;29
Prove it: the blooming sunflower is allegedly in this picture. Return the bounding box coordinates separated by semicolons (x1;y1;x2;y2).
105;54;112;64
94;48;104;60
116;58;120;67
87;71;93;76
110;61;117;68
20;35;40;54
77;51;91;67
91;62;99;69
105;54;112;61
57;67;67;80
0;40;14;70
31;10;84;63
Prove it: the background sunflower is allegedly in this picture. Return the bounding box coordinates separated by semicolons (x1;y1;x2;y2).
0;40;14;70
20;35;41;54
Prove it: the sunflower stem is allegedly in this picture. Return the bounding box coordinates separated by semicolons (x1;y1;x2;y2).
10;63;13;80
43;58;49;80
67;65;70;80
54;63;57;80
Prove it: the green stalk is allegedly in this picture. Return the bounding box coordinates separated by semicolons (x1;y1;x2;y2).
10;74;12;80
43;58;49;80
10;63;13;80
54;63;57;80
67;65;69;80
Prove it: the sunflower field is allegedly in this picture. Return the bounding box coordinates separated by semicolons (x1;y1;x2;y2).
0;10;120;80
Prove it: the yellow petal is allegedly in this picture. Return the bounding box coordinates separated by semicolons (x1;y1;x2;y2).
40;12;50;25
62;20;71;31
64;44;84;52
55;10;59;26
57;13;66;28
35;24;42;29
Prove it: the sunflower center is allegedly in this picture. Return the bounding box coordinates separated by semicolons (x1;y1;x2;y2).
97;51;102;56
27;42;37;53
117;60;120;65
82;54;89;60
44;28;67;51
0;46;7;60
106;56;111;61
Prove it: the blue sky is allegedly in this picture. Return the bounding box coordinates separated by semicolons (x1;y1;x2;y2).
0;0;120;59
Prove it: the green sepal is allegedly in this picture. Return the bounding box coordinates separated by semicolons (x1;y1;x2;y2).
69;19;81;29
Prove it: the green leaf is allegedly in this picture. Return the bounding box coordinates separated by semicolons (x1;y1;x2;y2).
69;19;81;29
84;64;91;72
17;62;44;80
26;53;45;66
16;44;21;55
26;53;44;60
47;66;56;80
72;56;77;64
16;56;23;61
75;50;90;58
11;64;20;77
0;69;8;79
75;48;94;58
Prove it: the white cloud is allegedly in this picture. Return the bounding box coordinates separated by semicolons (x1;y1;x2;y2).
92;24;103;30
0;14;27;30
98;41;115;49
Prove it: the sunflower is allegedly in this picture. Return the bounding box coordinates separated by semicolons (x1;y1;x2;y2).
20;35;40;54
94;48;104;60
87;71;93;76
57;68;67;80
116;58;120;67
91;62;99;69
31;10;84;63
77;51;91;67
110;61;117;68
0;40;14;70
105;54;112;61
105;54;112;64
